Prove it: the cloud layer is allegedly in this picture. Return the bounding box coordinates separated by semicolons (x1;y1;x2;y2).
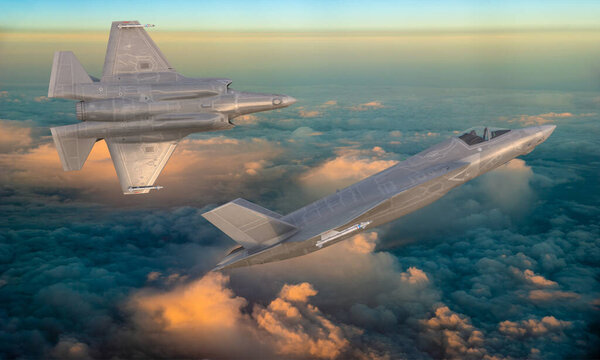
1;85;599;359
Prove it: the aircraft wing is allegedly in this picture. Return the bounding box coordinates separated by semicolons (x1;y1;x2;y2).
105;137;180;194
102;20;175;80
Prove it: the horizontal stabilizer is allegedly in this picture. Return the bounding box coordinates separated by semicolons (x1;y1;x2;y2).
51;125;97;171
48;51;92;100
203;198;297;249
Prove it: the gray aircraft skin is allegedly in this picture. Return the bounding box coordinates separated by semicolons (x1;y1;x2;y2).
204;125;556;271
48;21;296;194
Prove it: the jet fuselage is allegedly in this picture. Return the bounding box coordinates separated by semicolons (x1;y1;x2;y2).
48;21;296;194
208;125;556;270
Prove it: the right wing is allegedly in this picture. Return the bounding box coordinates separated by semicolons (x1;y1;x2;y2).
102;20;175;80
105;137;180;194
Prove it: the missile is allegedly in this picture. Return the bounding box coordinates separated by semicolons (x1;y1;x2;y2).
118;23;155;29
128;185;163;192
316;221;372;248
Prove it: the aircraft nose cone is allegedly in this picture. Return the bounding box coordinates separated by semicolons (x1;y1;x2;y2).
539;124;556;141
283;95;297;106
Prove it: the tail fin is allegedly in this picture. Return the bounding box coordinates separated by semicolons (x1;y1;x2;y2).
50;124;97;171
48;51;92;100
203;198;298;249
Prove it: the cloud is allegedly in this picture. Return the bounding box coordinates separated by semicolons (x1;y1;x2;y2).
0;133;283;206
298;147;397;197
50;337;92;360
502;112;596;126
233;114;260;124
0;120;32;152
253;283;350;359
291;126;323;138
528;290;580;302
130;274;352;359
420;306;490;360
1;86;599;359
349;101;384;111
512;268;557;287
321;100;337;107
299;110;322;118
478;159;535;212
278;282;317;302
34;96;50;102
499;317;572;339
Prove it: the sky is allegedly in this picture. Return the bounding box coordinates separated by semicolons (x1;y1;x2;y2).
1;0;600;31
1;1;600;359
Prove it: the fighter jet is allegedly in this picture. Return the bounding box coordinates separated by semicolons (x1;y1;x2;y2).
204;125;556;270
48;21;296;194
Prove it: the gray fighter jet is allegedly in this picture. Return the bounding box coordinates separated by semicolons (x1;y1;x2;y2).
48;21;296;194
204;125;556;270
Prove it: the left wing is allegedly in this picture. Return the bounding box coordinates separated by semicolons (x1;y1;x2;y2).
105;137;179;194
102;21;175;80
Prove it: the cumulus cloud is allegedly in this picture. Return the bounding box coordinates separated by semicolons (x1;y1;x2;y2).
50;337;92;360
299;110;322;118
1;86;599;360
528;290;580;302
512;268;557;287
34;96;50;102
321;100;337;107
233;114;260;124
291;126;323;138
298;147;397;197
253;282;350;359
0;133;283;206
130;274;353;359
0;120;32;152
499;317;572;339
502;112;596;126
420;306;490;360
349;101;384;111
478;159;535;212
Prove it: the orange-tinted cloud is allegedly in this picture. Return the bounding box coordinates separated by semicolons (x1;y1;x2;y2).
0;128;283;205
420;306;489;359
253;282;350;359
0;120;33;153
232;114;260;124
299;110;322;118
502;112;596;126
349;101;384;111
131;273;351;359
528;290;580;302
511;268;557;287
320;100;337;107
299;147;397;197
498;316;571;339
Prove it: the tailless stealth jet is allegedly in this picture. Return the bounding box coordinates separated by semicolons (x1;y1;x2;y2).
204;125;556;270
48;21;296;194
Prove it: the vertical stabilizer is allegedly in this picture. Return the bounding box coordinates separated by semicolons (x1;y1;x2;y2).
50;124;97;171
48;51;92;100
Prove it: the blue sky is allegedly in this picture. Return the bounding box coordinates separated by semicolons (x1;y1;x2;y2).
1;0;599;31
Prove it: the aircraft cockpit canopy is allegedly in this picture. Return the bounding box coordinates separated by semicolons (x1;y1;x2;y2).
458;126;510;146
